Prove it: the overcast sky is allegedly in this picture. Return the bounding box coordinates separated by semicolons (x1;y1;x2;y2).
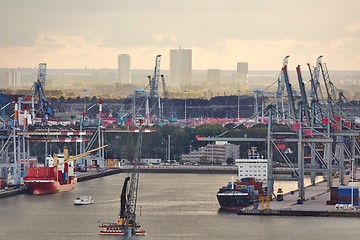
1;0;359;71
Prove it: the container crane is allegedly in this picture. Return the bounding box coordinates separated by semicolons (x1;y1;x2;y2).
319;60;342;118
296;65;311;125
307;56;325;125
282;64;296;120
275;56;290;119
149;55;162;122
161;74;169;121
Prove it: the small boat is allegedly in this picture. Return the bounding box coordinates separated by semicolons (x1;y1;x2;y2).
74;196;94;205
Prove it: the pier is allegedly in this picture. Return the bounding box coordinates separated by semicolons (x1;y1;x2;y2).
238;178;360;218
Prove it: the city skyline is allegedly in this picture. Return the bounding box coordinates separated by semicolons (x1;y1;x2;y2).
1;1;360;71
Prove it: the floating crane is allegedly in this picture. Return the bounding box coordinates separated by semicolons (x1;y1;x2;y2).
99;130;145;238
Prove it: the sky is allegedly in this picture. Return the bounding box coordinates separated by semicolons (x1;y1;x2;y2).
1;0;360;71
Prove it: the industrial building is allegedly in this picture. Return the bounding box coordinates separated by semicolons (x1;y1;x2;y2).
181;142;239;165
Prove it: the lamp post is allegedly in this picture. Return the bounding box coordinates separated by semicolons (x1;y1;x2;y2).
211;143;214;169
168;135;171;163
237;89;240;119
184;90;188;121
351;158;354;207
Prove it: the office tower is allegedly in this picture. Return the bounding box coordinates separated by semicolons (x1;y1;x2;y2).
4;70;21;87
233;62;248;88
118;54;131;84
170;47;192;86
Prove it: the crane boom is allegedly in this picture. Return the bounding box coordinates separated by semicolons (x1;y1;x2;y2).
296;65;310;124
282;65;296;119
150;55;161;96
56;144;108;166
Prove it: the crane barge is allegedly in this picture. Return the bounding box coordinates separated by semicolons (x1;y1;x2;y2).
99;131;145;238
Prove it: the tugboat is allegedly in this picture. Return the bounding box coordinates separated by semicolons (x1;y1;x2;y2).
217;147;267;211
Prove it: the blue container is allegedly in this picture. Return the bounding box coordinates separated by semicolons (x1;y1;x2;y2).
338;187;359;198
245;185;253;193
62;172;68;181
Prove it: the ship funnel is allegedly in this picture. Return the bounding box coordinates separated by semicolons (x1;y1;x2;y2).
53;154;58;166
64;146;69;161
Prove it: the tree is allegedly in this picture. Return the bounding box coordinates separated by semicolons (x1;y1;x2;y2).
226;157;234;165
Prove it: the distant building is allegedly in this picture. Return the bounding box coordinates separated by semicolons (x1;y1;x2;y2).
170;47;192;86
118;54;131;84
207;69;220;83
181;142;239;165
233;62;248;89
4;70;21;88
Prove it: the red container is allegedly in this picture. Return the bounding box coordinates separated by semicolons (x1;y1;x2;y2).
292;123;301;130
322;118;330;124
332;124;340;130
334;116;342;123
303;129;313;136
330;187;338;201
343;121;352;129
277;143;286;150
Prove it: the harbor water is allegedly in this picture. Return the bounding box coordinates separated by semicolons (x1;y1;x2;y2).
0;173;359;240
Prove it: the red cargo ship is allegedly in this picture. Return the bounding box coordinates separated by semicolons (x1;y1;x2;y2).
24;145;107;195
24;165;77;194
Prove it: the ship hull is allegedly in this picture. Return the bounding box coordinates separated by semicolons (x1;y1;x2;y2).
99;223;145;236
25;178;77;195
217;191;252;211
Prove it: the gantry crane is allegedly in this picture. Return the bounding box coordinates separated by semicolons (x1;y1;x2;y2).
275;55;290;119
307;56;325;126
319;60;343;118
282;64;296;120
296;65;311;125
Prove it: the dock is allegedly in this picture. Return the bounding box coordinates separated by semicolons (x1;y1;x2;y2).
238;180;360;218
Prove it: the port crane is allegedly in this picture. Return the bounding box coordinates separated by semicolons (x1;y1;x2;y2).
30;63;53;121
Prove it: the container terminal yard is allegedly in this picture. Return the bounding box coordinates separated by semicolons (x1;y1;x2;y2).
0;56;360;217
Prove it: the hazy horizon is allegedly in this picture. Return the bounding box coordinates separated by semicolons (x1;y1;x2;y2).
1;0;360;71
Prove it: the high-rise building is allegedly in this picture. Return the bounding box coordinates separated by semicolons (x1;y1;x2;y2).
118;54;131;84
4;70;21;87
233;62;248;89
170;47;192;86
